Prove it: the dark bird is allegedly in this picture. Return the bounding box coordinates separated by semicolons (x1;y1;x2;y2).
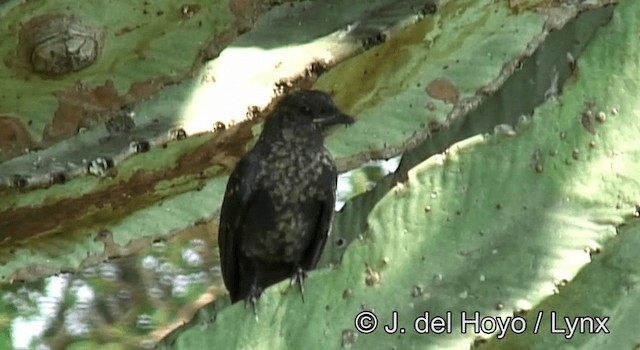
218;90;354;310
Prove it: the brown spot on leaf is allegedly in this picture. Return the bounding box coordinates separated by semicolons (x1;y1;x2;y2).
425;78;459;103
43;80;125;143
0;116;37;160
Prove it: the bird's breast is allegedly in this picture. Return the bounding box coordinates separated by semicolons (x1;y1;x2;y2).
256;143;334;208
242;142;335;262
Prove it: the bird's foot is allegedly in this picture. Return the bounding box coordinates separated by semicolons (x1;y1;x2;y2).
244;286;262;316
290;268;308;302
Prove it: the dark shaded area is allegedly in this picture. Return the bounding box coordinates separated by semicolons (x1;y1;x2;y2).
231;0;438;49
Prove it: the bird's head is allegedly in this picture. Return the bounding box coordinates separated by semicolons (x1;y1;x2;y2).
262;90;354;141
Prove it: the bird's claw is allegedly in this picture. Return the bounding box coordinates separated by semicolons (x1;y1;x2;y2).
290;268;308;302
244;286;262;316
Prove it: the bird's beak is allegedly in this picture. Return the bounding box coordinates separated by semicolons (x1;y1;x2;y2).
313;113;355;128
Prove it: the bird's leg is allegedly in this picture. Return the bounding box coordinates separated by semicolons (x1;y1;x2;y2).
244;284;262;316
290;267;308;302
244;262;262;316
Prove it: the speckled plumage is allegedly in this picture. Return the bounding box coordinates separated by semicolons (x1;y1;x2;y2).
218;90;354;308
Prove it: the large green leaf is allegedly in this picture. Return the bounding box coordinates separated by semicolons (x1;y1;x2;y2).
163;1;639;349
1;0;634;349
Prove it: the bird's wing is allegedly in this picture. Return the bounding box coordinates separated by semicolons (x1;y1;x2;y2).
301;163;337;270
218;151;258;299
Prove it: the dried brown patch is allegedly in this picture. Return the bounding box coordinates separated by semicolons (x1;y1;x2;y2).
425;78;459;104
43;80;125;143
0;115;37;160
